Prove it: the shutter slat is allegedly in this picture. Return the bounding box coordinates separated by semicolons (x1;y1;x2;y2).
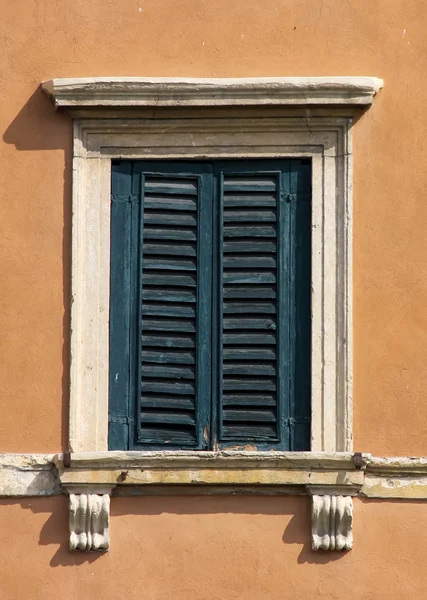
141;350;195;365
142;333;195;347
223;301;276;314
223;177;277;192
223;393;276;406
222;424;277;438
142;304;196;318
223;210;276;223
142;288;196;303
142;273;196;287
143;380;195;395
223;378;276;391
144;213;197;227
224;241;276;253
223;318;276;330
224;333;276;345
144;179;198;195
223;409;277;422
223;286;276;299
223;363;276;376
141;411;196;426
143;243;196;256
143;258;196;271
141;365;195;379
140;427;196;443
224;272;276;284
144;196;197;211
224;256;276;268
143;227;197;241
224;348;276;360
142;318;195;332
224;225;276;237
223;194;277;208
141;396;194;410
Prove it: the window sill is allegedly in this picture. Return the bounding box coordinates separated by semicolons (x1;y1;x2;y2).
56;451;366;551
55;451;366;494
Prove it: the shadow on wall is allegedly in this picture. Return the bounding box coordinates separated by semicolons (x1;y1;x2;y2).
111;494;346;566
2;87;72;452
0;494;352;568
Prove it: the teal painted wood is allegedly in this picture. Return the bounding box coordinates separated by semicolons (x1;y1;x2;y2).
216;163;282;446
109;161;133;450
134;162;213;449
109;159;311;451
290;160;312;451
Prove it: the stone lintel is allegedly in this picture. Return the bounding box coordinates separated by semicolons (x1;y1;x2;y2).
41;76;383;110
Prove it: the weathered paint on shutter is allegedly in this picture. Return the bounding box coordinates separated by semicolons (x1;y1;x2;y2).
109;162;213;450
109;161;136;450
109;159;311;451
214;160;311;450
287;160;312;451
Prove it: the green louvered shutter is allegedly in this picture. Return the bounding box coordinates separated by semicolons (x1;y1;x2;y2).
109;159;311;451
215;160;311;450
109;161;213;450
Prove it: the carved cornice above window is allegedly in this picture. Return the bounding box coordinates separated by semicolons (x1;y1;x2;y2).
41;76;383;111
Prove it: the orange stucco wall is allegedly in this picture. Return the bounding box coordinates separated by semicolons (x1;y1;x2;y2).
0;496;425;599
2;0;427;456
1;1;427;598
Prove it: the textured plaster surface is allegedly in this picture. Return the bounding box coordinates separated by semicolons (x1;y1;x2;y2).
0;497;427;599
0;0;427;455
0;0;427;592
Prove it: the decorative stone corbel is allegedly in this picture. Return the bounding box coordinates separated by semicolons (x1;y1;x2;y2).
307;485;359;551
65;486;114;552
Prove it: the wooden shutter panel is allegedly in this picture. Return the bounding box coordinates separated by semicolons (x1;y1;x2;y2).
109;162;213;450
135;163;213;448
216;161;311;450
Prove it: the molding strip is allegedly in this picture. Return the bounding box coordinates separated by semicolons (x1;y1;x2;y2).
55;451;367;489
0;453;59;497
3;453;427;501
41;76;383;109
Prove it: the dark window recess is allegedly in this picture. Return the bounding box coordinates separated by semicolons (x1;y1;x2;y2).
109;159;311;451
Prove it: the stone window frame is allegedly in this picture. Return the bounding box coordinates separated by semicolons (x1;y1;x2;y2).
41;77;383;552
42;76;383;461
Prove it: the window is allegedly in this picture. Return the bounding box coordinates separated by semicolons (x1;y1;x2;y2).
109;159;311;451
40;75;380;454
41;77;383;551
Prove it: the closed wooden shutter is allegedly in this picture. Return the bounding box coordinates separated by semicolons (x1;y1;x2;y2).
109;159;311;451
109;162;213;450
215;161;311;450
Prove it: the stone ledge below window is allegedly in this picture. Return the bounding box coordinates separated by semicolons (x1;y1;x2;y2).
2;452;427;553
54;451;366;492
56;451;366;553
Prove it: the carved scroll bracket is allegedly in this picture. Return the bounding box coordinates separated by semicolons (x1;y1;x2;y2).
64;485;115;552
307;485;360;551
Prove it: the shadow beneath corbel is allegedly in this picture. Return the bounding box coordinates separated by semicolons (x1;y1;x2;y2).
0;497;107;567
